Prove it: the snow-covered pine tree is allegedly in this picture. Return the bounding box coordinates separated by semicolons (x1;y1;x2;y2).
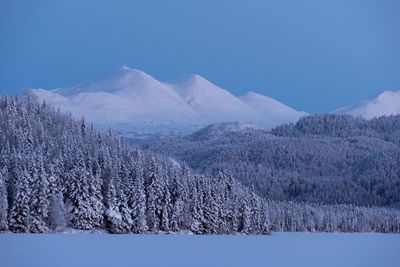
161;186;171;232
65;152;97;230
47;159;67;231
87;159;104;228
190;178;206;234
130;163;147;233
9;167;31;232
145;157;164;232
240;198;252;234
250;190;262;234
48;191;66;231
116;190;133;233
259;200;270;234
203;177;220;233
104;177;122;233
29;155;50;233
0;169;8;231
169;166;186;232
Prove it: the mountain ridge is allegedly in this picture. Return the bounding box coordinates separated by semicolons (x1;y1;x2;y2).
30;66;307;137
334;90;400;119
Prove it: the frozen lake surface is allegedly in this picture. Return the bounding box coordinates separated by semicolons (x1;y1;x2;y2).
0;232;399;267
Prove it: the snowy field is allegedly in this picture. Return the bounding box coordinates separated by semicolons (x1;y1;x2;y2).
0;233;399;267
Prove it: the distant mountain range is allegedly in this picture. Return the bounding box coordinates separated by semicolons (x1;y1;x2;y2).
29;66;307;137
29;66;400;137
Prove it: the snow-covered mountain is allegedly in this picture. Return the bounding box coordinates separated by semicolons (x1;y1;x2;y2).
334;90;400;119
240;92;308;126
30;66;307;137
167;74;262;123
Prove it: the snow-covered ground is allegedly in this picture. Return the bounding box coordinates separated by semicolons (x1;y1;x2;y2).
0;232;399;267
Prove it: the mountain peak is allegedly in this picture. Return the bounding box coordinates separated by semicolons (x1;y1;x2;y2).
168;73;212;88
374;90;400;101
184;73;207;82
53;67;162;96
111;66;152;78
334;89;400;119
116;65;131;71
119;65;131;70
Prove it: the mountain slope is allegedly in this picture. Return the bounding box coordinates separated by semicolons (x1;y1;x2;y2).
334;90;400;119
167;74;263;123
240;92;307;126
30;66;307;137
32;67;203;137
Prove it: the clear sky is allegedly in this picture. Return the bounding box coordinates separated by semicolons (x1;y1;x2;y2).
0;0;399;113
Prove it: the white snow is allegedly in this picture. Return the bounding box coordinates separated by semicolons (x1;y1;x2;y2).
30;66;307;137
334;90;400;119
240;91;308;126
166;74;263;123
1;233;399;267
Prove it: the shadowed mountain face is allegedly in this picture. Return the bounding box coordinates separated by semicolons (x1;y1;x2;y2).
29;66;307;137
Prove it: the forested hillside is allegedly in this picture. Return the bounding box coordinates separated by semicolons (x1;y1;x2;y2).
0;96;270;234
1;97;399;234
134;115;400;209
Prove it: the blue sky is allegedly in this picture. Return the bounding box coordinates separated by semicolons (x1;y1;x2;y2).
0;0;399;113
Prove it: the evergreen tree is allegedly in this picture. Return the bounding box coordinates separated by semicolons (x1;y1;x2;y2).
190;179;206;234
0;171;8;231
48;191;67;231
131;168;147;233
104;178;122;233
240;199;252;234
145;158;163;232
9;168;31;232
116;190;133;233
29;158;50;233
65;153;96;230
